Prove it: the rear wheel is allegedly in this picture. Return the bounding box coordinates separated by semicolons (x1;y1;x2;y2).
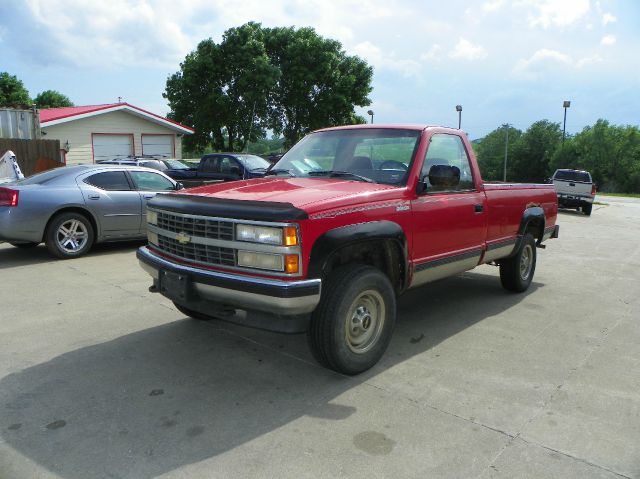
10;242;39;248
307;265;396;375
499;233;536;293
582;203;592;216
45;212;94;259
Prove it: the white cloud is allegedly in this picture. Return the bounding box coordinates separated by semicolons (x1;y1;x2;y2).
601;34;616;46
352;41;421;77
482;0;505;12
602;12;617;25
449;38;487;61
421;44;442;62
519;0;590;28
513;48;571;79
576;54;603;68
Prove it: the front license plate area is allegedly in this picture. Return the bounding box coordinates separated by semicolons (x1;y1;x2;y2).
159;270;189;301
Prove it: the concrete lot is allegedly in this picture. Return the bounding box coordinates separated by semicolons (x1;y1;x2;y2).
1;195;638;479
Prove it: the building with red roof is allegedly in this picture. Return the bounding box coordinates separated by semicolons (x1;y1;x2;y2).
39;102;194;164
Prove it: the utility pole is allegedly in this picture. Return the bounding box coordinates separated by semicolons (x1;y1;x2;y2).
562;100;571;144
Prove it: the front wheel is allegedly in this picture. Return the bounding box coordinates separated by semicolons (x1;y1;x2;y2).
499;233;536;293
307;265;396;375
45;212;95;259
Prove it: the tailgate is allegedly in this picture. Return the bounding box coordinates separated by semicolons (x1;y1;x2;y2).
553;179;591;196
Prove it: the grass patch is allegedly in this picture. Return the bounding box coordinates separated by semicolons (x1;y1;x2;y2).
597;192;640;198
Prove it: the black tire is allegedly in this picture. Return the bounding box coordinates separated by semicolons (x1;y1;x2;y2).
173;302;217;321
44;212;95;259
499;233;536;293
307;265;396;375
582;203;592;216
10;242;39;248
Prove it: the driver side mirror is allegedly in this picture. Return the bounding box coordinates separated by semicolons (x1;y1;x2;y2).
175;182;185;190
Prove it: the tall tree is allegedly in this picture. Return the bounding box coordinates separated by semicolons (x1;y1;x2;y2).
165;23;279;152
0;72;31;107
509;120;563;182
264;26;373;147
34;90;73;108
475;124;522;181
165;23;373;151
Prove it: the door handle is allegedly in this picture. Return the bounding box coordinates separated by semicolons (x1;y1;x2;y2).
143;194;155;199
88;194;100;200
474;204;484;213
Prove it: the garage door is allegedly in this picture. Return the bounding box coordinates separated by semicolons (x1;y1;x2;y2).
92;134;133;162
142;134;174;157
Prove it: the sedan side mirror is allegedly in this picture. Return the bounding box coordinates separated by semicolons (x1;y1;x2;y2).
175;182;185;190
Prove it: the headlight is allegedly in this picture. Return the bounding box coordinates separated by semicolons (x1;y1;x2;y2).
148;231;159;245
147;209;158;225
237;251;284;271
236;224;282;245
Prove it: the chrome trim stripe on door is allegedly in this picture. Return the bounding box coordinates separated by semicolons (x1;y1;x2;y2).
410;248;483;288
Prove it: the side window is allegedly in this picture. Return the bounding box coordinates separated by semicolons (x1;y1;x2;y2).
200;157;220;173
129;171;175;191
84;171;131;191
220;156;241;174
421;134;475;192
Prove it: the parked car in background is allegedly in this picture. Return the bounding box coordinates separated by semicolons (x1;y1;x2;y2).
0;165;181;258
163;153;270;187
97;156;191;172
551;168;596;216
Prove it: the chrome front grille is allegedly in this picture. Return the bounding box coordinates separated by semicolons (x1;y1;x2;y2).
158;236;235;266
157;211;234;241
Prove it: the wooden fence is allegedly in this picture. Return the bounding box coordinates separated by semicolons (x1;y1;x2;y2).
0;138;62;177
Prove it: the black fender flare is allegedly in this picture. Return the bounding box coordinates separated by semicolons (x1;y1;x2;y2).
517;206;546;247
307;221;409;290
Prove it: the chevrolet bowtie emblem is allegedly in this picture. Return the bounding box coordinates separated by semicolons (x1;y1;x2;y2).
176;232;191;244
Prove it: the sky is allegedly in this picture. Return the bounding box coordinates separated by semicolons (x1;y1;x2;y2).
1;0;638;139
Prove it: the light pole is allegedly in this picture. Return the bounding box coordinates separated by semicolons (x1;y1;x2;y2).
562;100;570;144
367;110;374;124
503;123;510;182
456;105;462;129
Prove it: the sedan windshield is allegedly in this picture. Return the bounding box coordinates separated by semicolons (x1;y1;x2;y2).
270;128;421;185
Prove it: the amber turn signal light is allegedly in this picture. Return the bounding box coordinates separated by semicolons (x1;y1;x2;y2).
283;226;298;246
285;254;299;274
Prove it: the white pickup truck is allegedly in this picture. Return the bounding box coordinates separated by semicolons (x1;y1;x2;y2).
552;169;596;216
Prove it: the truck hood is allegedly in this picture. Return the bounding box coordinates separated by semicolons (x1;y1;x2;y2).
179;177;399;213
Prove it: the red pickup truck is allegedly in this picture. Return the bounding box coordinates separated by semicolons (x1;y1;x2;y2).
138;125;558;374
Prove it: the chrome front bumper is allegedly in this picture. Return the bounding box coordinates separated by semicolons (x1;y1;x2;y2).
137;246;321;316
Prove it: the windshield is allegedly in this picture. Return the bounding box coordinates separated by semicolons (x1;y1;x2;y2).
163;159;190;170
237;155;270;170
270;128;421;185
554;170;591;182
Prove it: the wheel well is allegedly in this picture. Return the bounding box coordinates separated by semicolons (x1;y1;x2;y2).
525;217;544;243
322;239;406;293
42;207;98;242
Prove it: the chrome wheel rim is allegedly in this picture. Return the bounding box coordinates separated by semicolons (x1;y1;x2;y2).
56;219;88;253
520;244;533;281
345;290;385;354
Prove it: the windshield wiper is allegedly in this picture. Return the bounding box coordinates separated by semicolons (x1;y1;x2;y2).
266;168;295;177
307;170;375;183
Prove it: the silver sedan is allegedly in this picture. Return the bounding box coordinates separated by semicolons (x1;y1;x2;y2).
0;165;181;259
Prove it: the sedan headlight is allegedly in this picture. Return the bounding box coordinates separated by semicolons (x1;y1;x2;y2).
236;224;298;245
147;209;158;225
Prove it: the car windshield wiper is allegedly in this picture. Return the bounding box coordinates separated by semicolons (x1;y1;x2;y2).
307;170;375;183
266;168;296;177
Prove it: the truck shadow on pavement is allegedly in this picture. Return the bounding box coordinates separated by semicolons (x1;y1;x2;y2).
0;271;542;479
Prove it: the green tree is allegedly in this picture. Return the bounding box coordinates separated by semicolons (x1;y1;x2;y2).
165;22;280;152
475;124;522;181
0;72;31;107
509;120;562;182
165;23;373;151
34;90;73;108
263;26;373;147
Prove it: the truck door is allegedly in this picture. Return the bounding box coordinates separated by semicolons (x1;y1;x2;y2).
410;133;488;287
